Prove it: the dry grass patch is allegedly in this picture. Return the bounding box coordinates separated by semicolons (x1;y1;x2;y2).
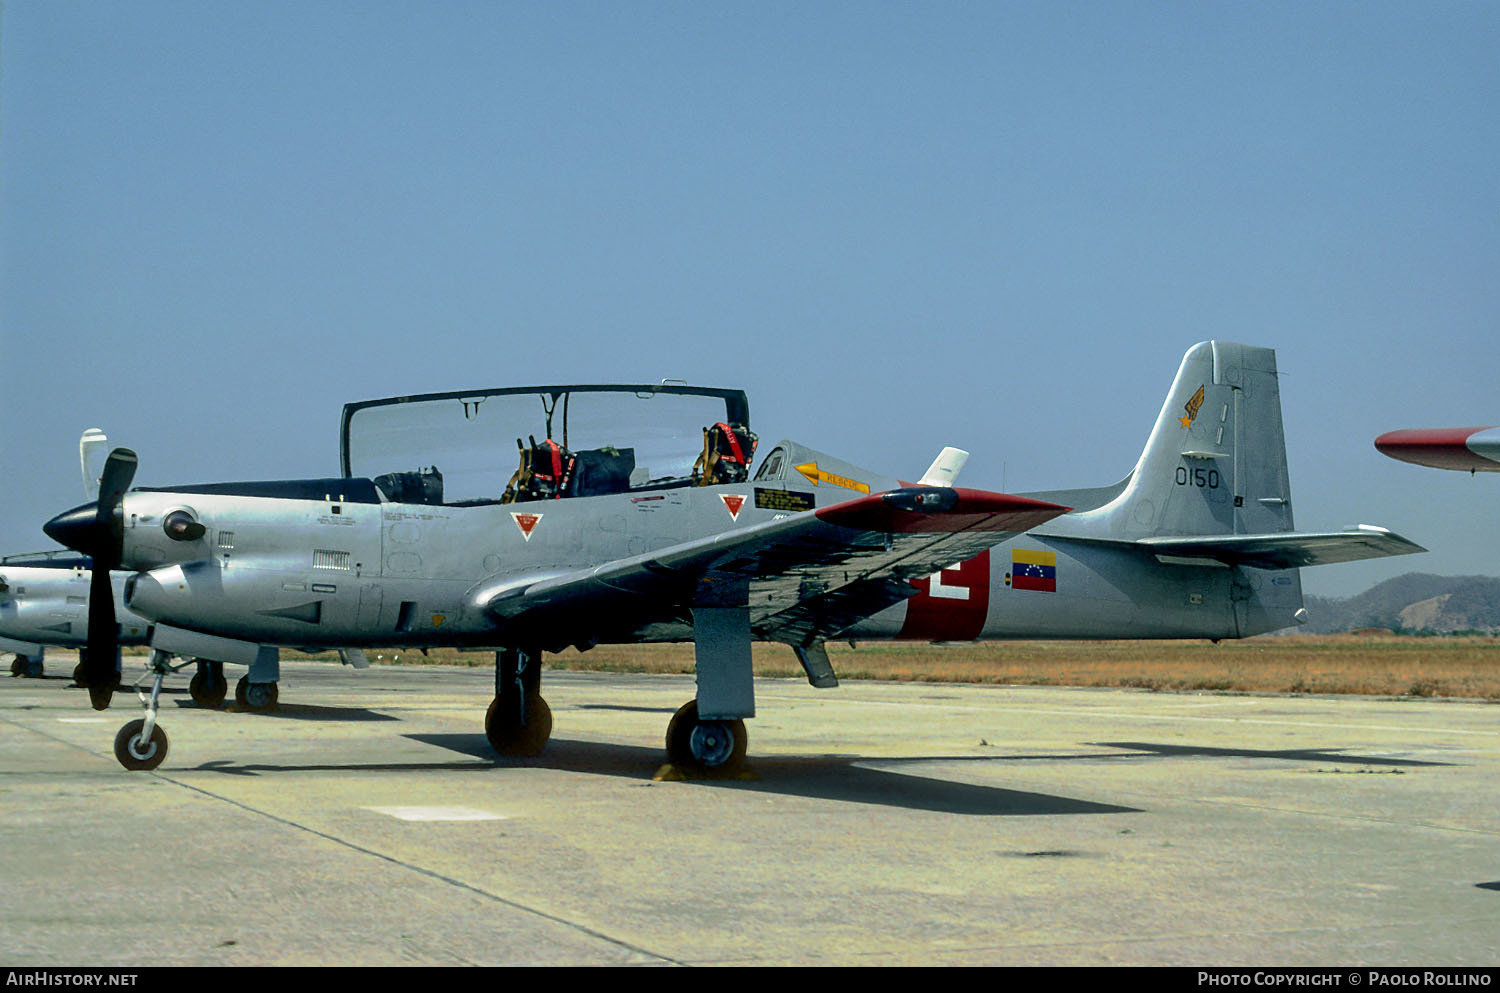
334;634;1500;700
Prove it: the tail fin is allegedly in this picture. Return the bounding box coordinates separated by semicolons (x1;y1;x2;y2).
1021;341;1424;638
1039;341;1293;538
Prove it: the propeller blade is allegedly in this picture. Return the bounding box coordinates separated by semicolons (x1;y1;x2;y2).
56;447;137;711
94;449;138;560
84;566;117;710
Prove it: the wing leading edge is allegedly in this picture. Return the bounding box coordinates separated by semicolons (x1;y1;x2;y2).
473;486;1069;648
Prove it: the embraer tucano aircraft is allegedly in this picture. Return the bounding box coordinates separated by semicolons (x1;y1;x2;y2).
2;431;152;682
0;552;149;680
42;341;1424;772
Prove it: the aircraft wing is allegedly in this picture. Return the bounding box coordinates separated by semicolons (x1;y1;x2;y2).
475;487;1068;646
1137;526;1426;570
1375;426;1500;472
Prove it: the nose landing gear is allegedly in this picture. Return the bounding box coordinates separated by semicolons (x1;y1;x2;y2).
110;648;186;771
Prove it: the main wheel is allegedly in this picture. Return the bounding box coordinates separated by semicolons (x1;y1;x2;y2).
665;700;747;776
485;694;552;756
190;662;228;708
114;719;168;771
234;676;278;712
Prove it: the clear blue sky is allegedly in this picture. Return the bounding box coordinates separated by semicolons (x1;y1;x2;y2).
2;1;1496;599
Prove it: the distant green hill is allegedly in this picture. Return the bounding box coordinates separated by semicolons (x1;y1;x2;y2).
1302;573;1500;634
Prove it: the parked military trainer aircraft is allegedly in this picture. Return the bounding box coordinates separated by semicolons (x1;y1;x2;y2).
3;429;364;701
42;341;1423;773
0;551;148;679
2;431;152;682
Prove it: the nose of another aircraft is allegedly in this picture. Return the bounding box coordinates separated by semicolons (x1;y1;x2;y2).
1375;426;1500;472
43;502;103;557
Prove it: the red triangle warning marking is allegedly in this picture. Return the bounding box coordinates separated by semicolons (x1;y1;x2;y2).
512;512;542;541
721;494;746;520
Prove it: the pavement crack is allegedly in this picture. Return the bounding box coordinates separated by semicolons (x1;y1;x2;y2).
154;773;683;966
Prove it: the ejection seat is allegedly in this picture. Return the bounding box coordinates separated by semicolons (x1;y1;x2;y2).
692;422;759;485
502;436;577;503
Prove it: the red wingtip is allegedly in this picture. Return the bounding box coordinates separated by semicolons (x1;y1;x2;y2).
1375;427;1500;472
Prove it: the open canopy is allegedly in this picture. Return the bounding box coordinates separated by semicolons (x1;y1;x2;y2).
341;384;750;506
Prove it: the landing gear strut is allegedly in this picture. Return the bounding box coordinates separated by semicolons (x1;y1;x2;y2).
485;647;551;756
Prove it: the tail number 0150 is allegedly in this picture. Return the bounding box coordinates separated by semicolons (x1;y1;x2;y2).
1175;466;1220;489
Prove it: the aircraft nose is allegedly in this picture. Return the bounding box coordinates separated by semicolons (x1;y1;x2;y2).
43;502;103;557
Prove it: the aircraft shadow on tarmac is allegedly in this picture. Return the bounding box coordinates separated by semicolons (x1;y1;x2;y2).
185;734;1136;816
1088;741;1451;767
164;698;401;722
182;736;1445;813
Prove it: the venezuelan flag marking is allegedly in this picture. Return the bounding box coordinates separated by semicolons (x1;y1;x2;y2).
1011;549;1057;592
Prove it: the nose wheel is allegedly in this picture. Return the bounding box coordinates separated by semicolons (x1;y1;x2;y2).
666;700;747;777
114;718;168;771
110;649;187;771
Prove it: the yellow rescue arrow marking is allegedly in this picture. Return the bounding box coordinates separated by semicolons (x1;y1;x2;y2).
795;462;871;494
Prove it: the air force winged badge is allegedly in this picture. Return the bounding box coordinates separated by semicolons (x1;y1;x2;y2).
1179;385;1205;429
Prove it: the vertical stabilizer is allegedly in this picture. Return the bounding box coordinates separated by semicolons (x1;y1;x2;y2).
1071;341;1294;539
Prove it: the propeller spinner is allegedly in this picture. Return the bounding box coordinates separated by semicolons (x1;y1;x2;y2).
43;448;138;709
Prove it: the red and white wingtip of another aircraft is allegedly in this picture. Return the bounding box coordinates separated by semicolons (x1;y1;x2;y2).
1374;426;1500;473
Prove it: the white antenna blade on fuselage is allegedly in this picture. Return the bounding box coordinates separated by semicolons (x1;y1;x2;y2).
918;447;969;487
80;429;109;499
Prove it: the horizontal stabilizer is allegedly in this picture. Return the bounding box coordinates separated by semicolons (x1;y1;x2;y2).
1137;526;1426;570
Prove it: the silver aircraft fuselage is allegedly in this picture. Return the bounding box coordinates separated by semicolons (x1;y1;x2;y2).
113;446;1283;652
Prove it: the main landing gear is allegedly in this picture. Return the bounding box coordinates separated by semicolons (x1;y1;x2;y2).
189;660;228;708
666;699;747;776
8;653;42;678
485;647;552;756
481;646;752;777
234;675;279;712
71;647;120;690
